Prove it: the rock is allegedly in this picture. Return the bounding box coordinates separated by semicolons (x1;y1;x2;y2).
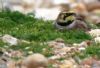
1;34;30;45
8;50;23;58
23;53;48;68
92;61;100;68
80;57;100;68
89;15;100;25
2;34;18;45
74;56;82;64
0;59;7;68
53;0;72;5
51;46;79;59
81;57;96;64
28;51;33;54
94;37;100;43
60;63;73;68
7;60;23;68
78;47;86;51
59;58;78;68
49;55;61;60
21;40;31;44
80;65;91;68
4;0;35;14
73;41;92;51
71;3;88;16
48;39;82;59
82;0;98;4
73;41;88;47
48;39;66;49
88;29;100;37
55;38;64;43
7;61;16;68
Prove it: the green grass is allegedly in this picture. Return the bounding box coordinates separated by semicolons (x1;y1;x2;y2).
78;43;100;59
0;10;100;58
0;11;91;43
85;43;100;58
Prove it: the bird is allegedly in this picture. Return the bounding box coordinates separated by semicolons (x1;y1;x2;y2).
54;11;89;31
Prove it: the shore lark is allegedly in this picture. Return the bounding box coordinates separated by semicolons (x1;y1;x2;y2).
54;11;89;30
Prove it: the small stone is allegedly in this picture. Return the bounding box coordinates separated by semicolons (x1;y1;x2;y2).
49;55;61;60
81;57;95;66
55;38;64;43
7;61;16;68
59;59;78;68
23;53;48;68
89;15;100;25
28;51;33;54
0;59;7;68
9;50;23;58
21;40;30;44
94;37;100;43
92;61;100;68
48;40;65;49
2;34;18;45
88;29;100;37
79;41;88;47
78;47;86;51
73;41;91;47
